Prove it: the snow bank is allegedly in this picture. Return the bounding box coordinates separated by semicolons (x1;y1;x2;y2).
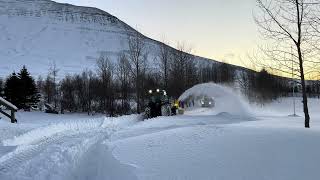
111;119;320;180
72;142;138;180
101;114;143;130
2;118;105;146
179;83;251;116
2;114;143;147
252;97;320;118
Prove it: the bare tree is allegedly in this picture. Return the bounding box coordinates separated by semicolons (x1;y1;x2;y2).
157;38;172;90
43;74;55;105
169;42;195;97
126;31;148;113
309;3;320;49
86;70;96;115
254;0;320;128
96;55;115;116
237;69;255;102
49;61;59;109
60;75;76;112
116;53;131;114
72;71;93;113
217;62;235;84
185;56;198;89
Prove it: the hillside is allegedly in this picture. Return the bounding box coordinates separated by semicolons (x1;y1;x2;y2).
0;0;218;78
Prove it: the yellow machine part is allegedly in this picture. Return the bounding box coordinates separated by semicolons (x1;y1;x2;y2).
174;100;179;108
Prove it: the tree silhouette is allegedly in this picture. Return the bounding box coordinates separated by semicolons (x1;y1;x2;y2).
18;66;40;109
4;72;22;108
0;78;3;96
4;66;40;109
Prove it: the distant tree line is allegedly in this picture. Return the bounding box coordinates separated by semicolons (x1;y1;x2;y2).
238;68;292;104
1;33;319;115
306;81;320;98
33;32;295;115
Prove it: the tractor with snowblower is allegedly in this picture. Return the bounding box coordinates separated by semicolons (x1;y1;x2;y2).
144;89;178;119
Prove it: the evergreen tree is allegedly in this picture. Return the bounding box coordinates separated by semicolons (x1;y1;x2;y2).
0;78;3;96
18;66;40;109
4;73;22;108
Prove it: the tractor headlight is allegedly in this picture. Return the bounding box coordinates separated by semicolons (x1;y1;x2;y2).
156;89;160;93
163;91;167;96
209;102;212;105
149;90;152;94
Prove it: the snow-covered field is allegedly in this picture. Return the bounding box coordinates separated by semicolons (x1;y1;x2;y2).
1;96;320;180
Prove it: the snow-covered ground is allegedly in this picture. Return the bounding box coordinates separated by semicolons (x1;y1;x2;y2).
1;96;320;180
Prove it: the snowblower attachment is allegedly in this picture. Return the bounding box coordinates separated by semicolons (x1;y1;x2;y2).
200;96;215;108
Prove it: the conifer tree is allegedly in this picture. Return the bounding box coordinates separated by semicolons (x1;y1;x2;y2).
18;66;40;109
0;78;3;96
4;72;22;108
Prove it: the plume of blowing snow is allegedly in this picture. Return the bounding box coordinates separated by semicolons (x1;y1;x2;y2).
179;83;251;117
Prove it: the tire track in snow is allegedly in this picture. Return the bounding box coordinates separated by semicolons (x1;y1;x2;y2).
69;138;138;180
0;115;142;179
1;114;142;147
0;118;107;176
0;130;107;175
1;118;106;147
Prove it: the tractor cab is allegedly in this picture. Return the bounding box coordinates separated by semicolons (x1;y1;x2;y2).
144;89;171;119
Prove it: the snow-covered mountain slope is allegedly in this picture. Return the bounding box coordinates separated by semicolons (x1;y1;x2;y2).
0;0;216;78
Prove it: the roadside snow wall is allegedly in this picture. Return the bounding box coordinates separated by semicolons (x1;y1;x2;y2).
179;83;251;117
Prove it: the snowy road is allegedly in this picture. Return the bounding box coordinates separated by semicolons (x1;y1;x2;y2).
0;115;142;180
0;112;254;180
1;98;320;180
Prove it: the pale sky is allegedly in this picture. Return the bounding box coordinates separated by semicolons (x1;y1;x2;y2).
55;0;259;66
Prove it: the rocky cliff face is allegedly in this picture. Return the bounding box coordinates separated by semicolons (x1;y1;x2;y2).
0;0;124;27
0;0;216;78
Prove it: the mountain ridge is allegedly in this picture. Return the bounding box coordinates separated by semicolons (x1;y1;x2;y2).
0;0;223;79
